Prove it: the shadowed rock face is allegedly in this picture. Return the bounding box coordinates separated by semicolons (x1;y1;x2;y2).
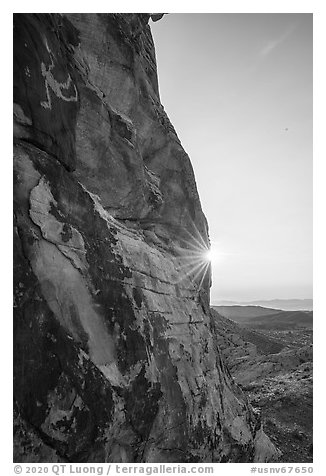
13;13;279;463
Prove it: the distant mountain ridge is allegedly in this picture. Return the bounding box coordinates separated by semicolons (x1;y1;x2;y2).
212;299;313;311
213;305;280;319
213;305;313;330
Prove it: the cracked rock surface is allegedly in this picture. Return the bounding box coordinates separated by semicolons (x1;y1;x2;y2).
14;13;279;463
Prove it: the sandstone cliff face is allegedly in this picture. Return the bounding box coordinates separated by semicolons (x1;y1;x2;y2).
14;13;278;463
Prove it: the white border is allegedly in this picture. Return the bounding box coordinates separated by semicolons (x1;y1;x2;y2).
3;1;324;472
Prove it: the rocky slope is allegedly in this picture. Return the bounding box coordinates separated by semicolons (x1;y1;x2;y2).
211;310;313;462
13;13;279;463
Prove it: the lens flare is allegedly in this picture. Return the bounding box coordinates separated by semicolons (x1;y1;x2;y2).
172;222;220;292
203;247;218;264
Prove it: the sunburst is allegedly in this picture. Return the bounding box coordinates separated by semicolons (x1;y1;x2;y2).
173;223;218;291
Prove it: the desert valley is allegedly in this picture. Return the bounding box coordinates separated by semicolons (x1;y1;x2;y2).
211;303;313;462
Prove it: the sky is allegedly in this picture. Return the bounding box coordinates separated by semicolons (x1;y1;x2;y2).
151;14;313;304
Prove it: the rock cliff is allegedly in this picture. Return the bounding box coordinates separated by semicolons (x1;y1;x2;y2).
13;13;278;463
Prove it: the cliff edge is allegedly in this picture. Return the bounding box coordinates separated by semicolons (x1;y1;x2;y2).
13;13;279;463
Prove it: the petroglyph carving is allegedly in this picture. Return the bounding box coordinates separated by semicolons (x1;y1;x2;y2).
40;54;78;109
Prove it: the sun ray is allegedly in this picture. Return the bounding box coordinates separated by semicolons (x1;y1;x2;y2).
171;220;222;292
174;259;207;281
173;254;210;287
181;228;208;251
